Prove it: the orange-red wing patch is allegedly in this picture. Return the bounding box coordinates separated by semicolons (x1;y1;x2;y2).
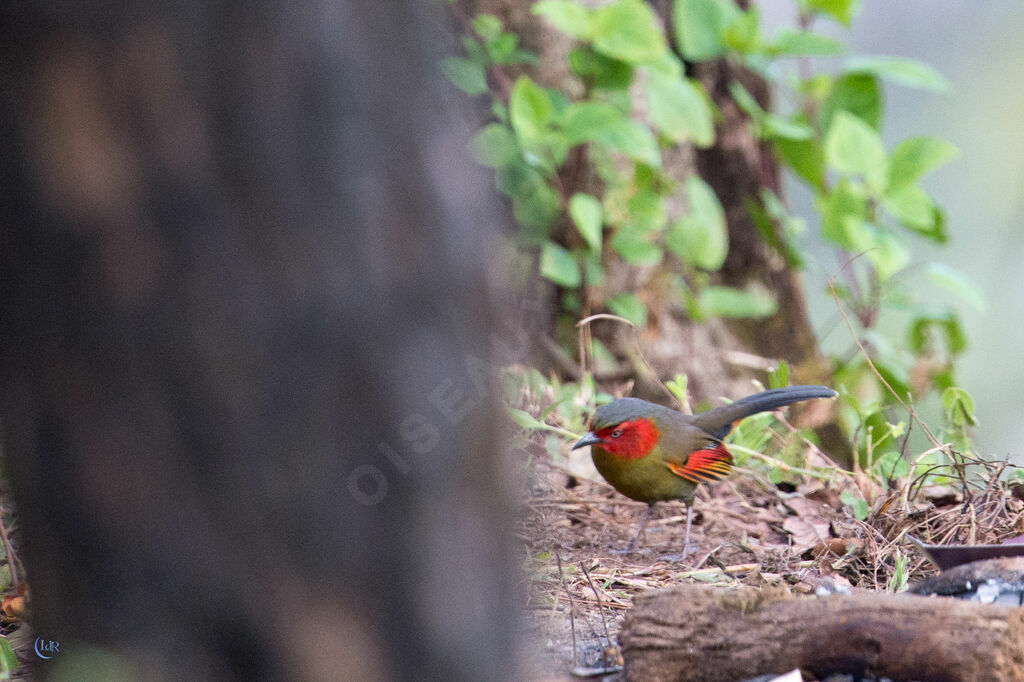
666;443;733;484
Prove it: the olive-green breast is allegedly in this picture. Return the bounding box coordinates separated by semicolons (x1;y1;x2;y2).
591;445;698;504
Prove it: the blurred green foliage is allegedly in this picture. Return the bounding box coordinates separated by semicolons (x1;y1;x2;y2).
447;0;984;479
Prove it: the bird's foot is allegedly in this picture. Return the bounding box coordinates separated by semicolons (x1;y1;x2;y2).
611;542;640;555
657;542;699;562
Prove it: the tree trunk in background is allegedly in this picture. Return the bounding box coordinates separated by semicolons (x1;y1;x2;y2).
0;2;517;679
454;1;849;463
691;58;852;464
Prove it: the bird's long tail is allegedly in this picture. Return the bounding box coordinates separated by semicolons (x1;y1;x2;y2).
691;385;837;440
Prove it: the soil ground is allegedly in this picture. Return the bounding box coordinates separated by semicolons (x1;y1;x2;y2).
517;436;1024;680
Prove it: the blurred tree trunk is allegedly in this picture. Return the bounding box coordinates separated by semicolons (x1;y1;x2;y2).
0;1;517;679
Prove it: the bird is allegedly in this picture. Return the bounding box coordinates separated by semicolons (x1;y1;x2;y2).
572;385;837;555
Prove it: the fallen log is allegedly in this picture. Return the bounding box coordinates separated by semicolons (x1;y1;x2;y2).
620;584;1024;681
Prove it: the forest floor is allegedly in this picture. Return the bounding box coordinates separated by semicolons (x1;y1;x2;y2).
516;433;1024;680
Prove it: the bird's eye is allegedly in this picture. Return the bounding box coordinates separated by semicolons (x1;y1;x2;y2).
611;429;623;438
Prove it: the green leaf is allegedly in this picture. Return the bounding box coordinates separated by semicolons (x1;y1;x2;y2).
540;242;581;287
824;111;888;192
666;373;690;408
768;361;789;389
499;165;563;235
440;57;488;96
697;286;777;319
606;292;648;327
513;186;562;235
569;193;604;252
850;221;911;280
611;226;663;266
868;350;912;403
818;180;867;246
775;138;825;190
911;310;967;355
729;80;763;119
645;74;715;147
470;124;519;168
486;33;520;64
931;366;955;393
491;99;508;124
926;262;986;312
647;52;686;79
583;249;604;285
882;183;936;231
559;101;625;145
840;489;869;520
472;14;503;42
627;190;667;233
673;0;740;61
750;190;806;267
820;74;881;133
929;204;948;243
665;176;728;270
942;387;977;427
801;73;833;100
845;55;950;92
532;0;593;39
598;119;661;166
860;414;906;457
511;48;541;66
561;290;581;312
872;451;910;481
728;81;811;141
761;113;815;140
820;186;890;266
510;76;554;144
568;48;634;90
722;6;761;54
686;175;726;229
801;0;859;26
888;136;958;191
560;99;660;165
633;163;658;191
0;637;15;676
495;161;534;197
461;35;487;63
769;29;845;56
591;0;667;64
507;407;544;431
516;186;565;236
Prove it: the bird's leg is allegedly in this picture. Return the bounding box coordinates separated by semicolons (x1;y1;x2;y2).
624;503;655;553
681;504;697;556
656;505;698;562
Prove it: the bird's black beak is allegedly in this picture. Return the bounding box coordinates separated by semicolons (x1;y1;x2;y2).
572;432;602;450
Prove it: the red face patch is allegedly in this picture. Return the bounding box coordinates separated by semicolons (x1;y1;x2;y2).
593;418;660;459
